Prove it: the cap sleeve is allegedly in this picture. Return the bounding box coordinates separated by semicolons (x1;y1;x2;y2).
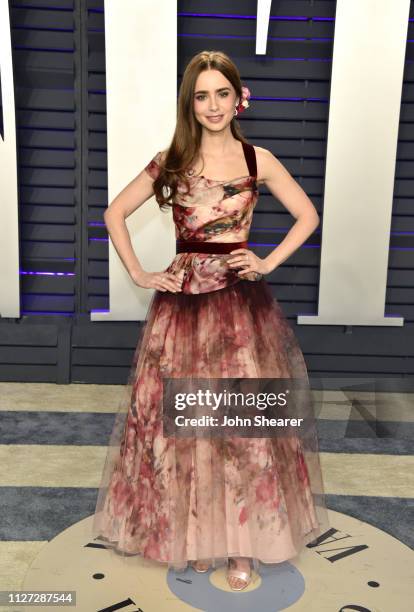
144;151;163;181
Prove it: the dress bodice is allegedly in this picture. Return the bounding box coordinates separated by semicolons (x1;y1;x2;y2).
144;144;262;294
173;174;258;243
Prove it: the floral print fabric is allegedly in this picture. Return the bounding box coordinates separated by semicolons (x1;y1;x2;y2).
145;151;263;293
91;149;329;575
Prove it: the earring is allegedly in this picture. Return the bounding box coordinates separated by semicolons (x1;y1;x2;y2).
234;107;238;116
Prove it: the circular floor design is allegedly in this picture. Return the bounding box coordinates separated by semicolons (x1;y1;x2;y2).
21;509;414;611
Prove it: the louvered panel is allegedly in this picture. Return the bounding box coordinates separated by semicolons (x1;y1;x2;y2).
20;225;75;242
305;355;408;374
0;323;58;344
19;168;75;187
18;131;75;149
0;346;57;364
86;0;108;313
20;294;75;313
22;275;75;295
178;16;333;40
9;0;77;325
0;365;58;382
19;186;75;205
20;242;75;259
18;110;74;130
72;348;134;367
19;150;75;168
12;51;74;75
11;30;73;51
180;0;335;17
20;206;75;225
88;260;109;277
72;322;143;347
88;169;107;189
12;0;73;8
0;318;61;381
88;278;109;295
70;365;132;385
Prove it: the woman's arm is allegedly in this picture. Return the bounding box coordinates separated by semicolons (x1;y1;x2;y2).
103;157;182;293
104;167;156;277
255;146;320;273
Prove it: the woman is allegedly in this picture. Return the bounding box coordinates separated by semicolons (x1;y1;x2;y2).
91;50;329;591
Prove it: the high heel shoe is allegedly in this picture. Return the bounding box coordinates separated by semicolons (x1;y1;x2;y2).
226;557;252;590
190;560;210;573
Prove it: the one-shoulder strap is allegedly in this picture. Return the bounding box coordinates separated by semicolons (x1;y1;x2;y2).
241;141;257;178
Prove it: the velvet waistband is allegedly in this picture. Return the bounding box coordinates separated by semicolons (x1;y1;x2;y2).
176;240;248;254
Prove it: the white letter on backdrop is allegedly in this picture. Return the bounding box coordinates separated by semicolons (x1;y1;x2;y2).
0;0;20;317
92;0;177;321
298;0;408;326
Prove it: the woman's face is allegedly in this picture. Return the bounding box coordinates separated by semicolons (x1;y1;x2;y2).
193;69;239;131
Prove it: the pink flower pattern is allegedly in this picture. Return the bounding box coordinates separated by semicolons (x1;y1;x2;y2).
91;150;327;572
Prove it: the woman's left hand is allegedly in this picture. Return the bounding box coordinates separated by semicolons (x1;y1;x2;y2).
227;248;271;276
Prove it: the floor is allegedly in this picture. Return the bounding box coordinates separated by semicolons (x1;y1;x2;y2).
0;381;412;611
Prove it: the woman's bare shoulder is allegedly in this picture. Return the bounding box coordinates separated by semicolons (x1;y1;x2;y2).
252;145;275;184
252;145;275;163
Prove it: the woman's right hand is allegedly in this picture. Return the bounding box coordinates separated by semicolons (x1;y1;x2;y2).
130;268;183;293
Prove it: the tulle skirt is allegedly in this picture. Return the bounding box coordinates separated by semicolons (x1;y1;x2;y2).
90;277;329;580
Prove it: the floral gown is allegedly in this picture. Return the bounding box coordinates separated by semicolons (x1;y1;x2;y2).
91;141;329;577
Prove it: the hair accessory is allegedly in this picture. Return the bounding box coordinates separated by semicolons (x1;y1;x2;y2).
235;85;251;115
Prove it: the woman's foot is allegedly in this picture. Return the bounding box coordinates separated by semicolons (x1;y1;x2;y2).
226;557;251;590
191;560;210;573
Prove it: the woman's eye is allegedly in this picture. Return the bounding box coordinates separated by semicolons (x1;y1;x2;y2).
195;92;229;101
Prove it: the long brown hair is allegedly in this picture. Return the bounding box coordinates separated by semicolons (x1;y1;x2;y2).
152;50;248;211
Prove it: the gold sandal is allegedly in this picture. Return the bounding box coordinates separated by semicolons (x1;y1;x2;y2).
190;560;210;573
226;558;252;591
